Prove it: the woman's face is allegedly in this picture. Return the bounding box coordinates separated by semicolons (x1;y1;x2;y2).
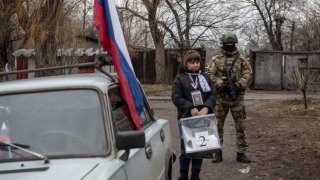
186;60;200;72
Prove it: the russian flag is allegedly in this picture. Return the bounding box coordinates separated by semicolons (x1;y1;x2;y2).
0;122;9;143
94;0;144;129
0;122;11;157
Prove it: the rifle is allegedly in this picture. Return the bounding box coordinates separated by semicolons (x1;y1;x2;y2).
222;70;239;101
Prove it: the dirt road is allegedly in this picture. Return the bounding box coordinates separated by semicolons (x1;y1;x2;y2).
147;90;320;180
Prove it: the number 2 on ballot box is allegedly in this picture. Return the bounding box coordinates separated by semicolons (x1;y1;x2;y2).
195;131;209;147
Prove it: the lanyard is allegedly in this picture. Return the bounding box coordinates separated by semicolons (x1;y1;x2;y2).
188;74;198;90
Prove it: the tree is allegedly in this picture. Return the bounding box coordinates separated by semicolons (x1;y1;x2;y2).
0;0;91;76
162;0;238;50
291;67;320;109
118;9;151;48
78;0;94;32
240;21;266;50
0;1;20;67
120;0;167;83
295;1;320;51
119;0;238;83
236;0;305;51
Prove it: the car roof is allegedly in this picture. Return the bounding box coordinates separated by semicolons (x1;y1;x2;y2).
0;73;117;94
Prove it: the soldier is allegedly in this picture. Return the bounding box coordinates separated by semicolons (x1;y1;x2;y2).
207;32;252;163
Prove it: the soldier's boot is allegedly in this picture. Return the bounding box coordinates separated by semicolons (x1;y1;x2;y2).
236;152;251;163
177;171;188;180
190;170;200;180
211;150;223;163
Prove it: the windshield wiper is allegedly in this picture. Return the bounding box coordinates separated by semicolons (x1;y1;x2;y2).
0;142;50;164
0;143;30;149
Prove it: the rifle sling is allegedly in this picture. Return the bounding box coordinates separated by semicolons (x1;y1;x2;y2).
227;52;240;77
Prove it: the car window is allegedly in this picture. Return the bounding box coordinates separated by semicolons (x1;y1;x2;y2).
108;88;134;131
139;102;154;128
108;86;155;130
0;90;108;159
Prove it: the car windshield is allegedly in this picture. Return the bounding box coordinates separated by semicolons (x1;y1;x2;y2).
0;89;108;160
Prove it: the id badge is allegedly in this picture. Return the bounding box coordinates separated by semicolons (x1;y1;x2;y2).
191;91;203;106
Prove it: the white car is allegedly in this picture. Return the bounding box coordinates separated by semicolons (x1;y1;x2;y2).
0;63;175;180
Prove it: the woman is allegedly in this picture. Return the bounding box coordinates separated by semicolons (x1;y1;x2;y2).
171;50;217;180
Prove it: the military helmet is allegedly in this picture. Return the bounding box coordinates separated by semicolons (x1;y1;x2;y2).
220;32;238;44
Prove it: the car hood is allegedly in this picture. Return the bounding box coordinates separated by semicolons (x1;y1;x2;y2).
0;158;123;180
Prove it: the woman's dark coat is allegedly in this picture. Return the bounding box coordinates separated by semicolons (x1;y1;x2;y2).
171;67;217;120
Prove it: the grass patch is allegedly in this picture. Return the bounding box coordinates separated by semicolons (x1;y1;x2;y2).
263;98;320;116
141;84;172;93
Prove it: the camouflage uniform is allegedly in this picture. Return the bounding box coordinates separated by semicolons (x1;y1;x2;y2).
207;49;252;153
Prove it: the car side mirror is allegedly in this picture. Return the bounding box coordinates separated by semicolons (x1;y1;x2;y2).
116;131;146;161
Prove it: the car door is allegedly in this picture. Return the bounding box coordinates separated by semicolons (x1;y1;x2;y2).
108;86;171;180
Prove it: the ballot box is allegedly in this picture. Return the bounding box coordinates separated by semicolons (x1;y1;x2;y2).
180;114;221;159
